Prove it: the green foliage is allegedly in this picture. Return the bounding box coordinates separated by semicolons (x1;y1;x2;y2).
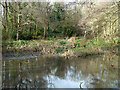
74;42;80;48
3;40;39;47
2;28;17;40
60;25;76;37
55;47;64;52
53;3;65;21
52;38;58;42
59;41;67;45
37;28;44;37
81;52;88;56
112;38;118;44
86;39;104;46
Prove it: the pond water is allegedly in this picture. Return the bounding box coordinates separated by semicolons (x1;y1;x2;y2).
1;53;119;88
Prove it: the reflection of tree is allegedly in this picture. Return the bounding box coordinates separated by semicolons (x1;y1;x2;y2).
0;61;2;89
54;58;67;79
47;75;55;88
2;54;118;88
93;53;118;88
2;58;48;88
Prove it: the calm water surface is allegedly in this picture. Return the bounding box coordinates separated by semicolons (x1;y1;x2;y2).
1;53;119;88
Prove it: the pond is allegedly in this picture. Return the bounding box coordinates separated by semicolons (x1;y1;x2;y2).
1;53;119;88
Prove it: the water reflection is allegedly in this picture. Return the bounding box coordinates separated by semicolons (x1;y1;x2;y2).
2;53;118;88
0;61;2;89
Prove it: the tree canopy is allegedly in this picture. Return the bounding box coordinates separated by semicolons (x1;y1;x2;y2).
1;1;119;41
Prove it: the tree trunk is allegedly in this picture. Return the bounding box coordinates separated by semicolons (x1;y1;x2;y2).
17;14;19;40
43;26;46;39
34;20;37;36
16;2;21;40
36;23;37;36
12;2;17;28
4;2;8;32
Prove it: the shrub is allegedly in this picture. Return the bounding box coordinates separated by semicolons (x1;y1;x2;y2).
59;41;67;45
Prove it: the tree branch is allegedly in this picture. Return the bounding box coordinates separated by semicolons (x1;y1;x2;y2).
0;2;5;8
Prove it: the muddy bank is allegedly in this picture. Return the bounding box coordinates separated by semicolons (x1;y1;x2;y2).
2;44;105;60
2;38;109;60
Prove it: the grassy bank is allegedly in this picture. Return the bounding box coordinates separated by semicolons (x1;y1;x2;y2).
2;37;119;58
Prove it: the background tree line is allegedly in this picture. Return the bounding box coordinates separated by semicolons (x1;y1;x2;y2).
2;2;83;40
1;1;119;41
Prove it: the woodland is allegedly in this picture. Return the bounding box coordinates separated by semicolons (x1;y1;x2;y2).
1;1;120;57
